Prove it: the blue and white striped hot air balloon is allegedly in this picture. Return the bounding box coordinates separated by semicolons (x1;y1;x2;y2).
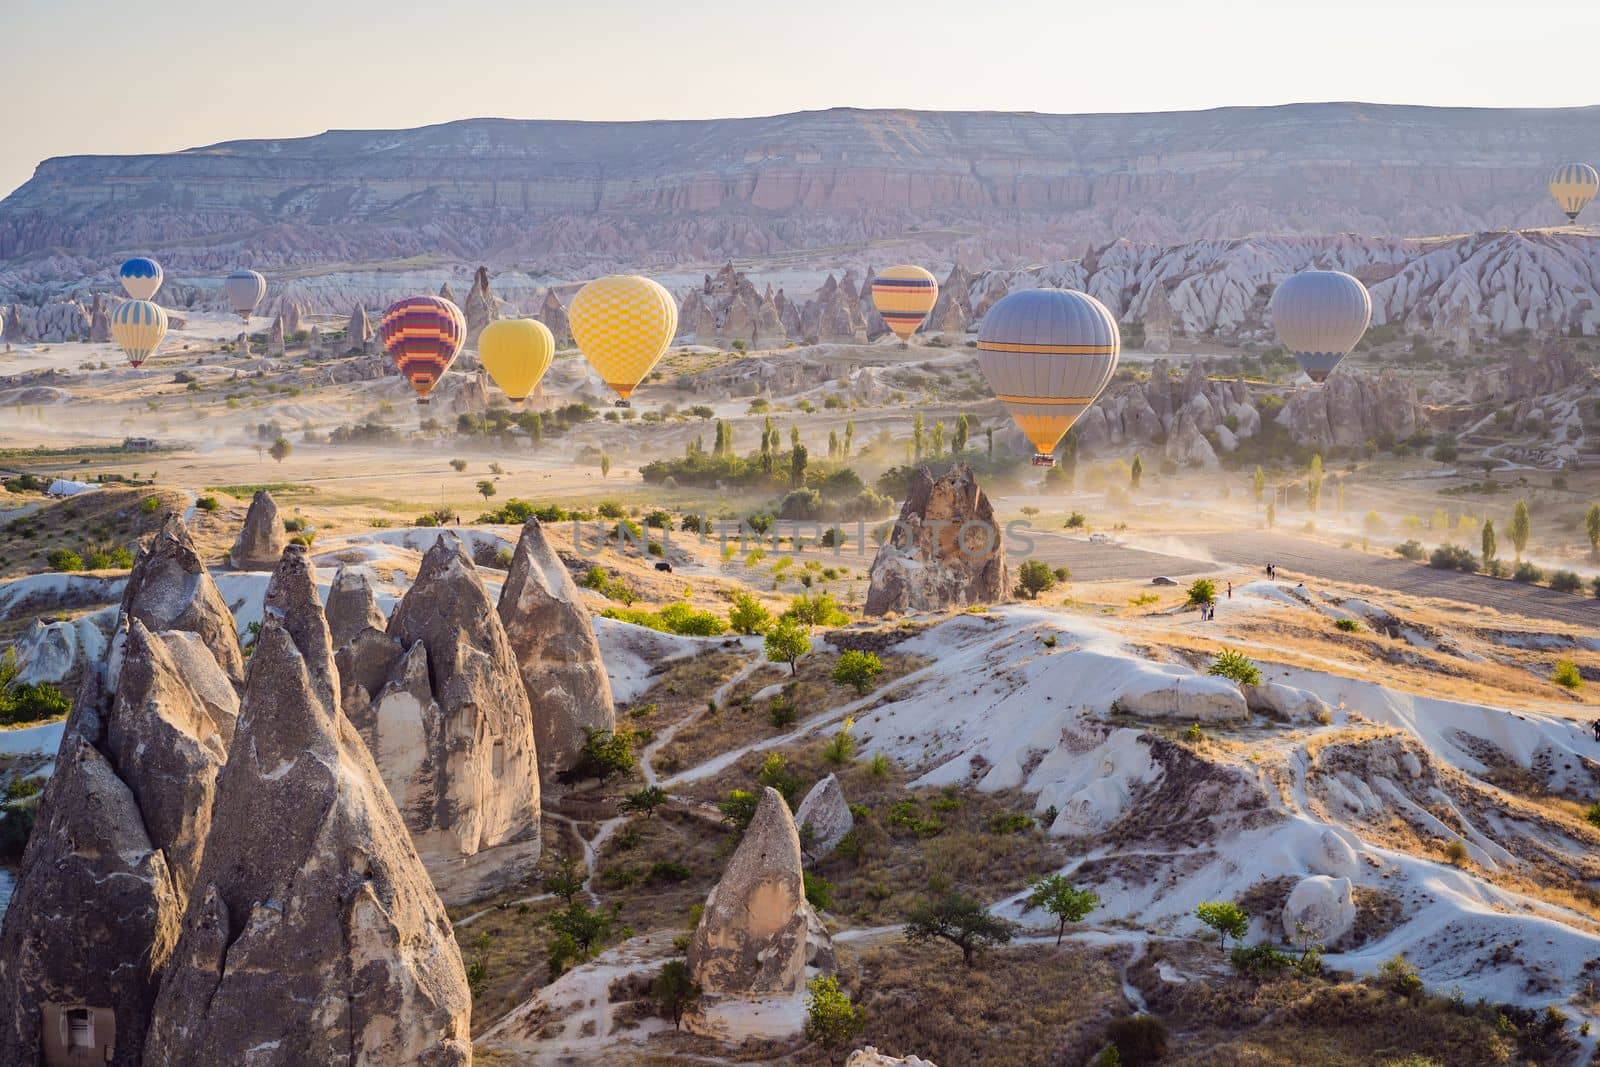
1269;270;1371;384
1549;163;1599;223
118;257;163;301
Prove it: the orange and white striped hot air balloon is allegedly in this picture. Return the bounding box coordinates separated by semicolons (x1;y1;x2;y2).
870;265;939;344
379;296;465;404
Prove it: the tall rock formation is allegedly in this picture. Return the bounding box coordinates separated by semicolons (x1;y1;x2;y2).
0;520;243;1067
337;534;542;904
267;314;285;356
800;274;868;344
89;294;111;343
535;288;569;345
228;489;289;571
688;787;825;997
143;546;472;1066
925;265;972;335
326;564;387;648
496;518;616;782
864;464;1008;616
438;282;457;306
464;265;498;342
121;515;246;688
1142;281;1174;352
859;267;888;340
346;303;373;353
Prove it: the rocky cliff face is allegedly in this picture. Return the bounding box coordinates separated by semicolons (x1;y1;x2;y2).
143;546;472;1066
0;519;242;1067
337;534;542;904
4;104;1596;276
228;489;289;570
496;518;615;783
865;464;1008;616
679;263;787;348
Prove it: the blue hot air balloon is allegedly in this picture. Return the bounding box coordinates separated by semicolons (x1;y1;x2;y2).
118;257;163;301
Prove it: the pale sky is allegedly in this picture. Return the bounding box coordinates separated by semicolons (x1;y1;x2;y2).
5;0;1598;200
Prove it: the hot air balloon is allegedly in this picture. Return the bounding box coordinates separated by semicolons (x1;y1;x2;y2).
379;296;465;405
976;289;1119;467
479;318;555;403
870;265;939;344
110;300;169;368
1549;163;1599;222
224;269;268;322
1269;270;1371;383
568;275;678;407
118;258;163;301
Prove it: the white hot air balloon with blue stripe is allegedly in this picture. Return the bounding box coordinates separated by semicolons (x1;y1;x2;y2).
976;288;1120;466
118;257;163;301
1269;270;1371;384
110;300;169;368
224;269;268;322
1549;163;1599;223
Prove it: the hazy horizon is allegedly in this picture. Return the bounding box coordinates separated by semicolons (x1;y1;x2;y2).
7;0;1600;200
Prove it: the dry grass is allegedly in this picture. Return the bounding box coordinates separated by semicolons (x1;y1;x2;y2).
592;808;728;935
0;485;190;581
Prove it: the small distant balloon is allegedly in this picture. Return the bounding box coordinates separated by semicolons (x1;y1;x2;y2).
1549;163;1599;222
379;296;465;405
118;257;163;301
976;288;1120;466
110;300;169;368
1269;270;1372;384
224;269;268;322
870;265;940;343
569;275;678;406
478;318;555;403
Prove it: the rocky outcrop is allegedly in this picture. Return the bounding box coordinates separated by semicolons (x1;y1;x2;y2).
848;1049;940;1067
89;294;112;343
1276;370;1422;452
1243;680;1332;722
535;288;569;344
679;264;787;349
464;265;498;341
338;534;542;904
925;265;971;335
438;282;457;306
689;787;825;997
496;518;615;782
326;564;387;648
1114;669;1250;722
228;489;289;570
345;303;373;353
865;464;1007;616
143;546;472;1065
1281;875;1356;946
122;516;245;688
267;314;285;355
0;526;244;1066
794;773;852;857
800;274;868;345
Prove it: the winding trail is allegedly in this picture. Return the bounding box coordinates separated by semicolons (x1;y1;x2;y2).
641;647;766;787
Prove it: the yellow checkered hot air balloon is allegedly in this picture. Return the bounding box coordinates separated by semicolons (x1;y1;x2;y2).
976;289;1120;467
1549;163;1599;223
568;275;678;406
110;299;169;368
478;318;555;403
870;265;939;344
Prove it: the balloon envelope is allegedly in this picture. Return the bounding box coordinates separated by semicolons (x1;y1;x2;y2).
110;300;169;368
1269;270;1371;383
118;258;163;301
568;275;678;401
478;318;555;402
871;265;939;342
224;269;267;320
976;288;1120;462
1549;163;1599;222
379;296;465;404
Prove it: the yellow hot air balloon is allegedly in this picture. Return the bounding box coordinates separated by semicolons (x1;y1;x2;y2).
479;318;555;403
568;275;678;406
110;299;169;368
870;265;940;344
976;289;1120;466
1549;163;1599;222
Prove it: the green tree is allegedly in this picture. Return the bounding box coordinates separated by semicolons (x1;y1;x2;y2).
783;592;849;628
1130;454;1144;490
790;443;808;488
1585;503;1600;558
621;785;669;818
1185;578;1216;607
1265;498;1276;528
765;617;811;674
843;419;855;456
476;479;496;501
985;426;994;459
449;457;468;472
1509;499;1530;560
931;420;946;457
804;975;866;1048
1207;648;1262;686
1251;466;1265;502
828;429;840;459
268;436;292;464
566;726;636;784
912;412;926;460
542;855;585;904
1481;518;1497;564
600;453;612;478
904;887;1018;967
1014;559;1058;600
831;650;883;695
546;900;617;978
1196;900;1249;953
1306;454;1324;512
1026;874;1100;945
651;960;701;1029
953;414;970;455
728;592;773;635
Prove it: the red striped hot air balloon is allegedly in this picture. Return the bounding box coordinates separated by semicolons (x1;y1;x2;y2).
380;296;465;404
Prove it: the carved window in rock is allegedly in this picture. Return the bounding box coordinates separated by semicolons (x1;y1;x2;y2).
492;740;506;777
64;1008;94;1049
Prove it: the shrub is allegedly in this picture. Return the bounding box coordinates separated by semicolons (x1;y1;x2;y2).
1379;953;1424;996
1394;539;1425;561
1185;578;1216;606
47;548;84;572
1549;569;1582;593
830;650;883;695
1013;559;1057;599
803;871;834;910
1512;561;1544;584
1553;660;1583;691
1104;1014;1169;1066
767;694;799;728
651;959;701;1029
782;591;848;628
804;976;865;1049
821;717;857;765
601;603;726;636
1443;838;1470;865
620;786;668;817
987;811;1034;834
564;726;636;785
728;592;772;635
1334;618;1361;632
1230;943;1294;976
195;495;220;512
1207;648;1262;686
718;789;760;830
1195;900;1249;952
1428;544;1478;572
140;496;161;514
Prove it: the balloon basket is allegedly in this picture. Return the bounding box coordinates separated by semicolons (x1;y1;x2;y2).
614;398;632;409
416;398;430;406
1031;454;1056;468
